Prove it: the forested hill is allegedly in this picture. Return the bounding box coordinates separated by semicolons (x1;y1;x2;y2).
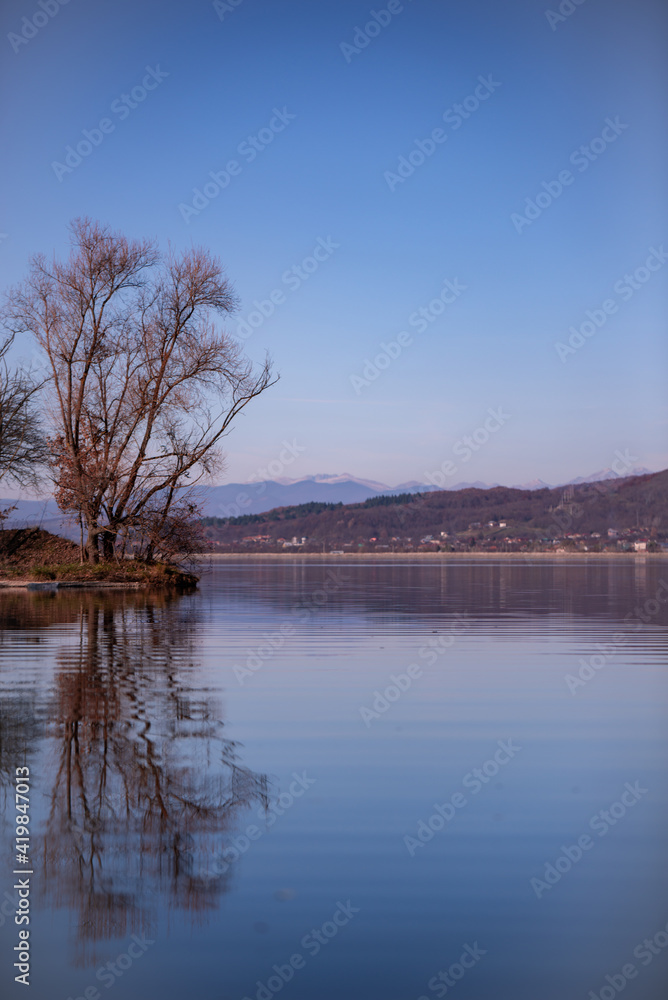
202;469;668;547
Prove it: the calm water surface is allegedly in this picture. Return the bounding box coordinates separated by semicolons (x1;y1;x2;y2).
1;558;667;1000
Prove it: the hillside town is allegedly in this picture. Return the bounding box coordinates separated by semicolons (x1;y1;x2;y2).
205;523;664;555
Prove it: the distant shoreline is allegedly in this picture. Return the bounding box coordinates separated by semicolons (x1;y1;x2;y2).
196;551;667;561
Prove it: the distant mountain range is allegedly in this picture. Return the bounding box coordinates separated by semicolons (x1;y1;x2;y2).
196;466;654;517
246;466;654;495
0;466;655;539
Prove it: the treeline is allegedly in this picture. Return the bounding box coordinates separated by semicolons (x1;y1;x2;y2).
204;500;345;526
204;493;432;527
361;492;426;508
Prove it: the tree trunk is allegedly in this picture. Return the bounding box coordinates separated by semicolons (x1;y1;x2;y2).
85;522;99;563
100;530;115;562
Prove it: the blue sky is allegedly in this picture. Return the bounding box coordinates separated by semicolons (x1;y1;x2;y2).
1;0;666;488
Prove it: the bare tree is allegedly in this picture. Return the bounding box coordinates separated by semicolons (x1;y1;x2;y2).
3;218;276;561
0;334;47;491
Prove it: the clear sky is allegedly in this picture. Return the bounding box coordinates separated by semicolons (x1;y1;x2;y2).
1;0;666;489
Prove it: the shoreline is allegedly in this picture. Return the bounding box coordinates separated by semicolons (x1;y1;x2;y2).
0;580;148;590
195;551;667;561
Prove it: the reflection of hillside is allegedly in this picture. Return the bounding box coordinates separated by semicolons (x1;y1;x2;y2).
0;590;268;967
206;558;668;627
0;589;82;630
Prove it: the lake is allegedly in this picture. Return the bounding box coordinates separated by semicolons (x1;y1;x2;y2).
1;557;667;1000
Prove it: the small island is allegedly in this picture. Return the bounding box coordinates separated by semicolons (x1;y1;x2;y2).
0;528;198;589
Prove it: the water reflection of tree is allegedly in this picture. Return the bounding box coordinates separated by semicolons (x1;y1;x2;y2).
0;693;39;787
27;590;268;966
0;593;57;800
